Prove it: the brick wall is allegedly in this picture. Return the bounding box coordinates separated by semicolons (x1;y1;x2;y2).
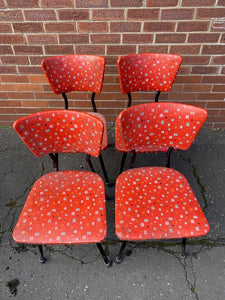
0;0;225;128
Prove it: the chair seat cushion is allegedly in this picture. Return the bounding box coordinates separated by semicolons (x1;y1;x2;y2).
13;171;107;244
116;167;209;240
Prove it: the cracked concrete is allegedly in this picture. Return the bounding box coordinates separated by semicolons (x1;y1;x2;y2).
0;127;225;300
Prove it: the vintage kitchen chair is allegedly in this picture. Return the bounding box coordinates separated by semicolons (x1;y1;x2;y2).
115;102;209;263
41;55;110;185
13;110;112;266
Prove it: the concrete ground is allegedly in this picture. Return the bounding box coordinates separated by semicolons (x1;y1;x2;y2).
0;127;225;300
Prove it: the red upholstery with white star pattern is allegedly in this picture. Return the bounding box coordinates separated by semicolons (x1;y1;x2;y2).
117;53;182;94
116;167;209;240
116;102;208;153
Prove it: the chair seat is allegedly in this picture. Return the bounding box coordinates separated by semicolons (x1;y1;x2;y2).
116;167;209;241
13;171;107;244
88;112;108;150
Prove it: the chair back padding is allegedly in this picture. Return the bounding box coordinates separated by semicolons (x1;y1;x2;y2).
13;110;104;157
42;55;105;94
116;102;207;152
117;53;182;94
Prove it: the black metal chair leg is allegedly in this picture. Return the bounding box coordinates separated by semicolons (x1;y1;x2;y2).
181;238;187;259
96;243;112;267
119;153;127;174
38;245;46;264
86;154;95;173
98;153;111;187
166;147;173;168
116;241;127;264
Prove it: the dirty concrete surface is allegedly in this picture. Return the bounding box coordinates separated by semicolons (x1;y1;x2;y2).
0;127;225;300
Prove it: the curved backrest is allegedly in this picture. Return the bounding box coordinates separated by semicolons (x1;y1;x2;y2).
41;55;105;94
117;53;182;94
13;110;104;157
116;102;207;152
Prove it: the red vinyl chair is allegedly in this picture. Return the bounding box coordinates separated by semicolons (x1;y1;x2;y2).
117;53;182;172
13;110;112;266
117;53;182;105
115;102;209;263
41;55;110;185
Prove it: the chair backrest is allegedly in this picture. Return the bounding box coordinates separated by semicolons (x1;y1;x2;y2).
117;53;182;94
116;102;207;152
41;55;105;94
13;110;104;157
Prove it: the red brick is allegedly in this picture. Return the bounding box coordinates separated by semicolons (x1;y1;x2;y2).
206;102;225;109
191;66;219;74
0;100;21;107
183;84;212;92
0;0;5;8
202;76;225;84
8;92;34;99
0;23;12;33
15;83;43;92
0;10;23;21
211;56;225;65
0;84;15;91
221;67;225;74
110;22;141;32
13;23;44;33
161;9;194;20
75;45;105;55
47;100;66;108
29;56;49;65
211;21;225;31
90;34;120;44
144;22;175;32
212;85;225;92
179;66;191;74
21;100;48;107
168;92;197;101
93;9;124;20
127;9;159;20
147;0;178;6
41;0;74;8
107;45;136;55
156;33;186;43
202;45;225;55
44;45;73;55
29;75;48;83
0;34;25;44
0;107;16;114
16;107;51;114
177;21;209;32
197;8;225;19
35;92;61;99
139;45;169;53
77;0;108;7
0;66;17;73
105;65;119;74
220;33;225;43
45;22;75;32
18;66;43;74
7;0;39;7
198;93;225;100
0;115;22;122
123;34;153;44
58;9;89;20
175;75;202;84
14;45;43;55
188;33;219;43
78;22;108;33
1;56;28;65
170;45;200;55
1;75;29;83
102;84;121;93
0;46;13;55
182;56;210;65
217;0;225;5
27;34;57;44
182;0;216;6
59;34;89;44
24;10;56;21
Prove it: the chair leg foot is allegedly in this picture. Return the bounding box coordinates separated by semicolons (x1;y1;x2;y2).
96;243;112;267
38;245;46;264
181;238;187;259
116;241;127;264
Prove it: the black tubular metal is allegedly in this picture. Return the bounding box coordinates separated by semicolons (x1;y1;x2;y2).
62;92;69;110
38;245;46;264
49;153;59;171
86;154;95;173
116;241;127;264
119;153;127;174
181;238;187;259
98;153;111;186
166;147;173;168
155;91;161;102
129;150;136;169
96;243;112;267
127;93;132;108
91;92;97;112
